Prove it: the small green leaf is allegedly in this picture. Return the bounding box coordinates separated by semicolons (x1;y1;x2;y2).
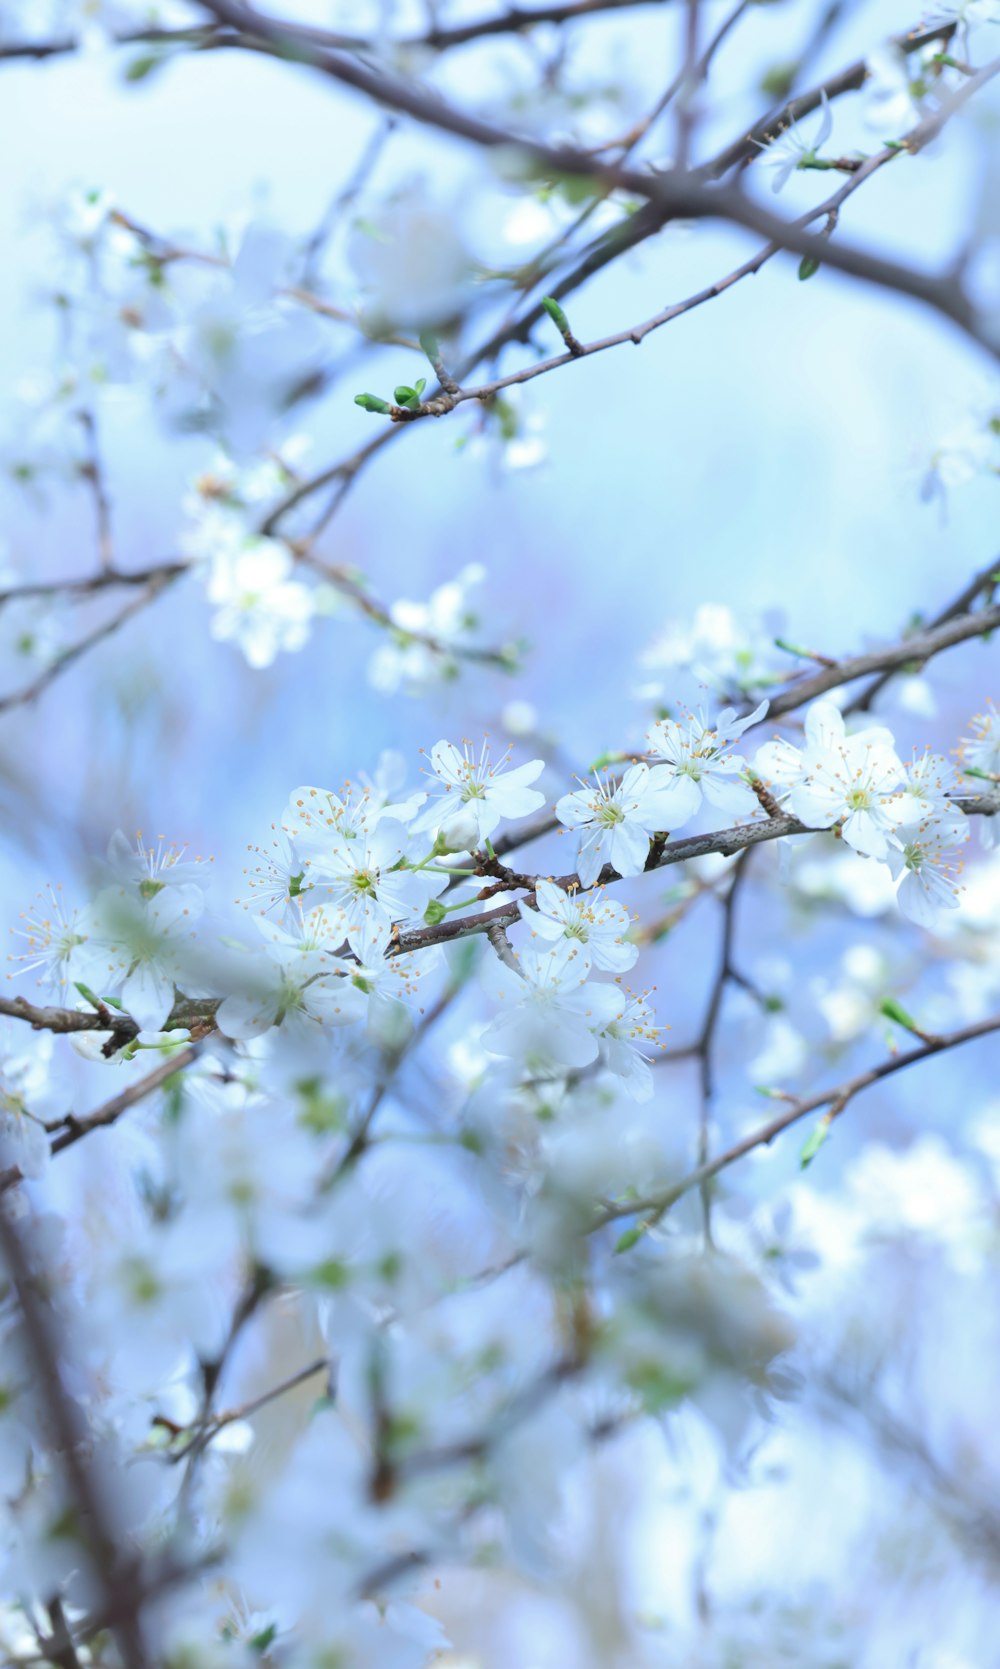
879;997;921;1035
414;377;427;397
354;393;390;414
798;256;820;281
800;1116;832;1169
123;50;169;83
541;295;570;333
614;1224;645;1254
423;899;447;926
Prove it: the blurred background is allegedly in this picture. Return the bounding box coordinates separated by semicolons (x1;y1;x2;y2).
1;2;999;1661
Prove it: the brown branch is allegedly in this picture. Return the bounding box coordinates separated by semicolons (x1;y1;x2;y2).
0;561;187;606
195;5;988;356
0;571;182;718
167;1356;330;1464
0;1047;201;1196
700;20;957;178
0;992;217;1044
295;548;517;670
0;1202;150;1669
600;1012;1000;1226
844;558;1000;716
763;598;1000;720
75;409;115;573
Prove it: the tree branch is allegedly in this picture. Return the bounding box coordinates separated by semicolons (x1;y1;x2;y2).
600;1012;1000;1226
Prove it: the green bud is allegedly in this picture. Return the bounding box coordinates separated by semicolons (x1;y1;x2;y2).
354;393;390;414
614;1224;646;1254
800;1115;833;1169
798;256;820;281
541;296;570;334
393;385;423;410
878;996;921;1034
123;51;168;82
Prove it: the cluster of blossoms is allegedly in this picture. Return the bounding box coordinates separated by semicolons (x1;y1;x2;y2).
6;703;990;1150
554;696;985;928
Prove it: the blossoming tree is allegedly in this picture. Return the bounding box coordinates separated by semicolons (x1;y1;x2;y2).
0;1;999;1665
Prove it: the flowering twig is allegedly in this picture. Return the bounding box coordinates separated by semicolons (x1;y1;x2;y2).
599;1012;1000;1228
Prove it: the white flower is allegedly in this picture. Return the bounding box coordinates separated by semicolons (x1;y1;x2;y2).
898;751;958;823
206;536;314;668
0;1022;54;1180
216;909;368;1040
591;986;665;1102
888;814;969;926
644;699;768;826
304;822;447;954
864;44;922;135
929;1;1000;28
758;701;913;858
86;884;203;1031
635;602;780;703
410;740;545;847
7;884;91;999
238;826;306;918
348;193;473;328
556;762;679;888
962;699;1000;778
179;224;323;453
520;881;638;974
481;942;608;1072
367;564;489;695
281;782;384;850
105;830;211;906
756;92;833;192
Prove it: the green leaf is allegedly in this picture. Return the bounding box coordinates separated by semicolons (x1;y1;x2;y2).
614;1224;645;1254
423;899;447;926
541;295;570;334
879;996;921;1035
123;50;169;83
414;377;427;397
354;393;390;414
798;256;820;281
760;61;796;99
800;1116;832;1169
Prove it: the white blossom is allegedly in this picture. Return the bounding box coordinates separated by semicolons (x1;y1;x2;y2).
556;762;680;888
205;536;314;668
481;942;616;1071
756;92;833;192
758;700;915;859
520;881;638;974
644;699;768;825
410;739;545;847
591;985;665;1100
888;813;970;926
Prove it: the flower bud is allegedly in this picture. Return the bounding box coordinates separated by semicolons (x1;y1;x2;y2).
436;806;481;853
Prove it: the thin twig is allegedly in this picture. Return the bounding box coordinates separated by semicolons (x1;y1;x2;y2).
599;1012;1000;1226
